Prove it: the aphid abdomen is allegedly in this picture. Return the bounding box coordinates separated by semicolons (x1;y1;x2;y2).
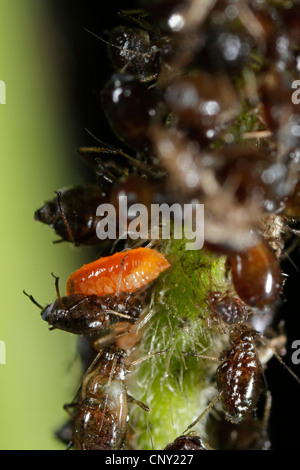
72;389;128;450
72;348;129;450
216;341;261;423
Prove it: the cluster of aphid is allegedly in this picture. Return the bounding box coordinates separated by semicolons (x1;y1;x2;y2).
27;0;300;450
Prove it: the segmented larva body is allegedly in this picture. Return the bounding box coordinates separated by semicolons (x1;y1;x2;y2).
66;247;170;296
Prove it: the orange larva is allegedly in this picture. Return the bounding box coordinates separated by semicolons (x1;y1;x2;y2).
66;247;170;296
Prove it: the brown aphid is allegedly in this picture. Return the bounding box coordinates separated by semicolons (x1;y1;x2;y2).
227;238;283;308
34;185;108;246
183;325;263;431
206;291;248;325
164;434;209;450
24;276;144;336
216;325;262;424
41;292;143;336
68;346;168;450
71;347;130;450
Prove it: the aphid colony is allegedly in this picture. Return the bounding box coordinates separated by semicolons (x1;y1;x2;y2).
30;0;300;450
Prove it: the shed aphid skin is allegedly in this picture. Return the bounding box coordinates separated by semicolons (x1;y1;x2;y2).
182;325;300;432
66;247;170;297
65;346;170;450
24;274;144;335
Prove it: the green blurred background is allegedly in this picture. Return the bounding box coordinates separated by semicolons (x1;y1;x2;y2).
0;1;86;449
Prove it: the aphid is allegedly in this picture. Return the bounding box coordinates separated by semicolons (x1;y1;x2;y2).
24;275;144;336
226;238;283;308
101;73;159;154
66;247;170;297
164;434;210;450
67;346;168;450
34;185;107;246
206;291;248;325
108;25;160;82
215;325;262;424
183;324;300;430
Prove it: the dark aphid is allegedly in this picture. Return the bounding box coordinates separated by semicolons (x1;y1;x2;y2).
216;325;262;424
108;26;160;81
164;434;210;450
34;185;107;246
227;238;283;308
101;73;158;153
206;291;247;325
41;292;143;336
70;347;130;450
67;346;168;450
184;323;300;432
183;325;262;429
24;276;143;336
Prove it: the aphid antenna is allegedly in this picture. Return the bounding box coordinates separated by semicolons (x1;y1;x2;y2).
23;290;43;310
54;191;75;244
83;27;153;59
182;392;222;435
258;333;300;386
51;273;64;310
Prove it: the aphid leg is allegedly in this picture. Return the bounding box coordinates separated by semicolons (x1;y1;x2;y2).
23;290;44;310
55;191;75;245
65;441;73;451
127;394;150;412
182;392;222;435
93;333;116;351
262;390;272;434
128;348;171;371
63;402;77;418
181;351;220;362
